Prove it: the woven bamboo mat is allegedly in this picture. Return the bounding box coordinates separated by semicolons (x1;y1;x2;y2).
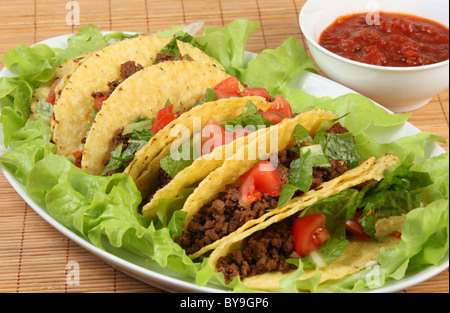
0;0;448;293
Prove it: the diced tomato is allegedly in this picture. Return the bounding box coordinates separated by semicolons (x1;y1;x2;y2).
72;151;83;168
259;95;293;124
46;78;61;105
213;76;242;99
391;231;402;239
238;161;282;207
292;214;330;257
201;118;226;155
201;120;254;155
268;95;293;119
345;211;371;239
240;87;272;100
261;111;284;124
93;93;108;112
151;104;178;134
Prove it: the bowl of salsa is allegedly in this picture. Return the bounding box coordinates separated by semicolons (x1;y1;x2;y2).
299;0;449;113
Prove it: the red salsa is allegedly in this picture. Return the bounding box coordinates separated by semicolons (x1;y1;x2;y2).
319;12;449;67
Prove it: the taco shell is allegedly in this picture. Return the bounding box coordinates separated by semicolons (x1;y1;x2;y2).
31;52;92;114
240;216;404;291
81;60;230;175
179;109;343;259
52;35;224;157
207;154;400;290
133;96;271;209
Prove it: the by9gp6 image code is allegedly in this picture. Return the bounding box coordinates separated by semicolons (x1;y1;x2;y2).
178;295;271;312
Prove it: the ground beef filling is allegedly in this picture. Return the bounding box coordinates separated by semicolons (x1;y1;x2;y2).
103;128;132;176
311;159;349;190
174;183;280;256
216;217;298;283
174;154;349;256
216;178;379;284
154;53;187;64
120;60;144;80
157;168;173;190
91;60;144;105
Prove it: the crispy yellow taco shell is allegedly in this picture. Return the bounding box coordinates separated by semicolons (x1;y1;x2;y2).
134;96;272;211
81;60;230;175
228;217;404;291
52;34;224;157
207;154;400;290
31;52;92;114
177;109;341;259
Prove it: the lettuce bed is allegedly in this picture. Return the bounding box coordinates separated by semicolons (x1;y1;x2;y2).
0;20;448;293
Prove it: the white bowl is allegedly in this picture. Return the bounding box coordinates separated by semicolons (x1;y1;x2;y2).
299;0;449;113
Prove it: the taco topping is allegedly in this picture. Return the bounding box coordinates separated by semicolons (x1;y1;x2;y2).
345;211;371;239
238;161;283;207
154;52;185;64
157;167;174;191
46;78;61;105
201;118;254;156
216;216;298;283
174;153;348;256
240;87;273;101
213;76;243;99
212;76;281;104
292;213;330;257
120;60;144;80
261;94;293;122
72;151;83;168
151;104;178;134
174;181;280;256
216;214;331;283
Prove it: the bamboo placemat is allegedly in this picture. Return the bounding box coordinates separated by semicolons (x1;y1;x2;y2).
0;0;448;293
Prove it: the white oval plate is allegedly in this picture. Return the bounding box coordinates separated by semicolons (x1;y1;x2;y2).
0;34;448;293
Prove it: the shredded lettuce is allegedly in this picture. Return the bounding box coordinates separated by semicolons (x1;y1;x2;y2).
220;100;273;129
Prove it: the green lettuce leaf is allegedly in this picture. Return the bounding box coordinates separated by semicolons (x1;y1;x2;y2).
2;44;56;84
241;36;319;97
412;152;449;205
0;77;35;146
317;94;411;136
195;19;260;76
221;100;273;129
53;24;139;67
157;188;195;228
379;199;449;279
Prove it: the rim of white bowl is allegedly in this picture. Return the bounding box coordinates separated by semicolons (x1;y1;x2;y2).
299;1;450;73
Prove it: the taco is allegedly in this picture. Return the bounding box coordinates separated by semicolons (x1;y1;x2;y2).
137;90;301;219
51;34;224;158
30;52;92;115
124;74;276;182
80;59;233;176
207;154;401;290
127;96;272;203
82;64;298;201
170;109;394;260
